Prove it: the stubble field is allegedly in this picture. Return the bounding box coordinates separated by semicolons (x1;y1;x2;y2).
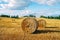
0;17;60;40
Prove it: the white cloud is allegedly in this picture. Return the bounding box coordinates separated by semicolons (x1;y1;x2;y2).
0;0;60;10
18;9;32;16
0;0;31;10
31;0;59;6
0;9;32;17
25;9;60;17
4;0;8;2
36;9;60;17
0;8;60;17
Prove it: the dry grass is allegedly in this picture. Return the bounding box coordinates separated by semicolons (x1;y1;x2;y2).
36;18;60;27
0;17;60;40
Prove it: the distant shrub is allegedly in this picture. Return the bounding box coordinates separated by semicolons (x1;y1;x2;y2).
29;14;36;17
23;15;29;17
11;15;19;19
23;14;36;18
40;15;47;18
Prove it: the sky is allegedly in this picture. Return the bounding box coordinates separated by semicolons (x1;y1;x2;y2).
0;0;60;17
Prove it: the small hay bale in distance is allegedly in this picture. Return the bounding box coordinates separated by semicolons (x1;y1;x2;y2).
38;19;46;28
21;17;38;34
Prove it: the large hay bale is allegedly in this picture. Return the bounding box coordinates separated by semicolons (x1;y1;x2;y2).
38;19;46;28
21;17;38;34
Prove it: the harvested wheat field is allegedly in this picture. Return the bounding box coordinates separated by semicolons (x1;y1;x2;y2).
0;17;60;40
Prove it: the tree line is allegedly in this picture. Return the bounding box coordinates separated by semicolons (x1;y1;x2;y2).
40;15;60;19
0;14;60;19
0;14;19;19
24;14;60;19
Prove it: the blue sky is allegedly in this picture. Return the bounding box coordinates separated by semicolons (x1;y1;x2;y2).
0;0;60;17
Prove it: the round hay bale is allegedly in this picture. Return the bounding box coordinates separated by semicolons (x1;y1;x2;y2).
38;19;46;28
21;17;38;34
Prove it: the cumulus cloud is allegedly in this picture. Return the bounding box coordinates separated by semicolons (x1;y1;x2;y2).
0;9;32;17
36;9;60;17
0;8;60;17
31;0;59;6
0;0;60;10
0;0;31;10
0;0;8;4
25;9;60;17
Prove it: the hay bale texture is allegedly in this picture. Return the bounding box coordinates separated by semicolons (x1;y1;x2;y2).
38;19;46;28
21;17;38;34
